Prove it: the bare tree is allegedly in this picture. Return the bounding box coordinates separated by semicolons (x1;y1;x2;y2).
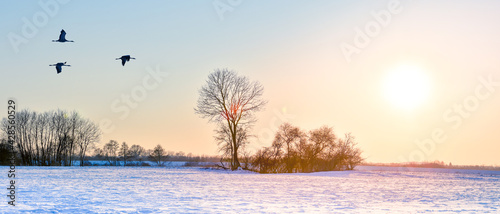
129;144;145;163
75;118;101;166
119;142;130;166
252;148;270;173
94;148;104;159
103;140;119;165
2;109;32;165
272;123;306;173
149;144;167;166
195;69;267;170
337;133;364;170
52;110;71;165
307;126;336;171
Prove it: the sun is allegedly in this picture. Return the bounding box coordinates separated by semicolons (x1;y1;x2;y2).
382;64;431;110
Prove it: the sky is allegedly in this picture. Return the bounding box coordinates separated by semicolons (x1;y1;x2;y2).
1;0;500;165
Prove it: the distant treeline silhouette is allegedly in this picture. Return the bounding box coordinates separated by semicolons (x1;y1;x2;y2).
249;123;364;173
0;108;364;173
92;141;219;166
0;109;100;166
364;161;500;171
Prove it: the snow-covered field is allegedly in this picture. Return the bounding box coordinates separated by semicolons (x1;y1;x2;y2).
1;165;499;213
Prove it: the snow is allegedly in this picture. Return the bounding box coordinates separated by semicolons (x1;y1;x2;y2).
1;165;498;213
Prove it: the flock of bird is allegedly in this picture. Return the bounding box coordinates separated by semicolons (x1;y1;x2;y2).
50;29;135;74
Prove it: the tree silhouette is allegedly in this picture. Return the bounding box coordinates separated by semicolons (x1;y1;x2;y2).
195;69;266;170
149;144;167;166
119;142;130;166
103;140;119;166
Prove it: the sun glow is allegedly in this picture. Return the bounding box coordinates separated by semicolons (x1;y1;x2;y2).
382;64;431;110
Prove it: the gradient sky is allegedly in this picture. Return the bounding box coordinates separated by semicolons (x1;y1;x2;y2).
2;0;500;165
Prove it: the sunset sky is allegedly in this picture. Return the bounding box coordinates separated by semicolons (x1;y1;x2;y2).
1;0;500;165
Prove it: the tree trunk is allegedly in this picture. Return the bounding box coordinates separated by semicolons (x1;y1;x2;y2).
233;144;240;170
231;128;240;170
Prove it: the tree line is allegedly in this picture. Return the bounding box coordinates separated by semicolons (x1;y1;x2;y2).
0;109;100;166
92;141;219;166
94;141;168;166
0;108;219;167
1;69;365;173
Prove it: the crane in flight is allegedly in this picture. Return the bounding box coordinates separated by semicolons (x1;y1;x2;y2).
116;55;135;66
52;29;74;42
49;62;71;74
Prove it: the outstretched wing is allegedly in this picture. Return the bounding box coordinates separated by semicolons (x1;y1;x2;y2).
59;30;66;41
121;58;126;66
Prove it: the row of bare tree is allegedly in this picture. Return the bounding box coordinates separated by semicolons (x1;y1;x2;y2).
91;140;222;166
251;123;363;173
94;141;165;166
0;109;101;166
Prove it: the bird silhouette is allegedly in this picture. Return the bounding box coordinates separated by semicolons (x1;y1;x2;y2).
49;62;71;74
52;29;74;42
116;55;135;66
